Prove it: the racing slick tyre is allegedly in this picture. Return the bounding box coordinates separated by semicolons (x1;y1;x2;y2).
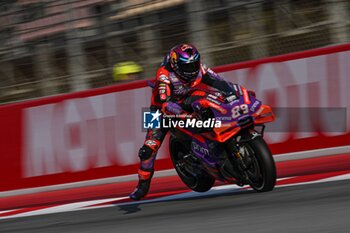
242;136;276;192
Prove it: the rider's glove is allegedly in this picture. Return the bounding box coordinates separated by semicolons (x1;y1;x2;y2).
188;112;202;121
248;90;256;98
224;91;238;103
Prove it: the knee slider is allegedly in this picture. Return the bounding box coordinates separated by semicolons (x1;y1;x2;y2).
138;146;154;160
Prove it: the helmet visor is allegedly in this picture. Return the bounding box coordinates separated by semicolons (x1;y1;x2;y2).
179;61;200;73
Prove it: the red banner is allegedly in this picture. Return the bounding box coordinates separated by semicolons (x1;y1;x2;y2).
1;44;350;191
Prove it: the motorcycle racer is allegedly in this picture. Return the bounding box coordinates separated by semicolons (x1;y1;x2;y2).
130;43;239;200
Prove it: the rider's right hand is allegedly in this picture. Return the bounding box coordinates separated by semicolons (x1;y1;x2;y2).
189;112;202;121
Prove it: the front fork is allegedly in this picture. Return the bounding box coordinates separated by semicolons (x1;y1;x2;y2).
224;139;247;184
224;131;260;184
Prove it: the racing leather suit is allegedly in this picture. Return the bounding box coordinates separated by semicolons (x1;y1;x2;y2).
137;55;237;181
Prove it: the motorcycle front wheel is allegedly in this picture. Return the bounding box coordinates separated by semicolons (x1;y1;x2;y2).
239;136;276;192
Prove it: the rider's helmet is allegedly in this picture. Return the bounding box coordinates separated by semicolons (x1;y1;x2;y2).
169;43;201;83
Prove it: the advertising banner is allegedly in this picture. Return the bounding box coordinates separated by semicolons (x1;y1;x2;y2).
1;44;350;191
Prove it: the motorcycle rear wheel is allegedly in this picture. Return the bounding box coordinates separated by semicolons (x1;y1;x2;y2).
169;136;215;192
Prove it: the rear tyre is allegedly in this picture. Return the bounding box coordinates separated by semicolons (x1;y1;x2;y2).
169;136;215;192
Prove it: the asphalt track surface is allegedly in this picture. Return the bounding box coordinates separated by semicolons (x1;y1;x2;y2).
1;179;349;233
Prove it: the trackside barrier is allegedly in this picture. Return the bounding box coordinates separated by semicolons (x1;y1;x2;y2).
1;43;350;191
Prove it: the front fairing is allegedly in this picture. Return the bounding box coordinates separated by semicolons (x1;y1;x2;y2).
191;88;275;142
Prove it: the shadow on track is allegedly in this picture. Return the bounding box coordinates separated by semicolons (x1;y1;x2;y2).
117;188;256;215
118;204;142;214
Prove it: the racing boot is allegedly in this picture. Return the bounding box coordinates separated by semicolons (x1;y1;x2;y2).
129;169;154;201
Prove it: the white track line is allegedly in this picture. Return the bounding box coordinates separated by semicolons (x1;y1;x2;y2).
274;145;350;162
0;209;20;215
0;169;177;198
1;145;349;198
3;197;129;219
1;172;350;220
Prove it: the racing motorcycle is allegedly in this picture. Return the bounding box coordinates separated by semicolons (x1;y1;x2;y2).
168;87;276;192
